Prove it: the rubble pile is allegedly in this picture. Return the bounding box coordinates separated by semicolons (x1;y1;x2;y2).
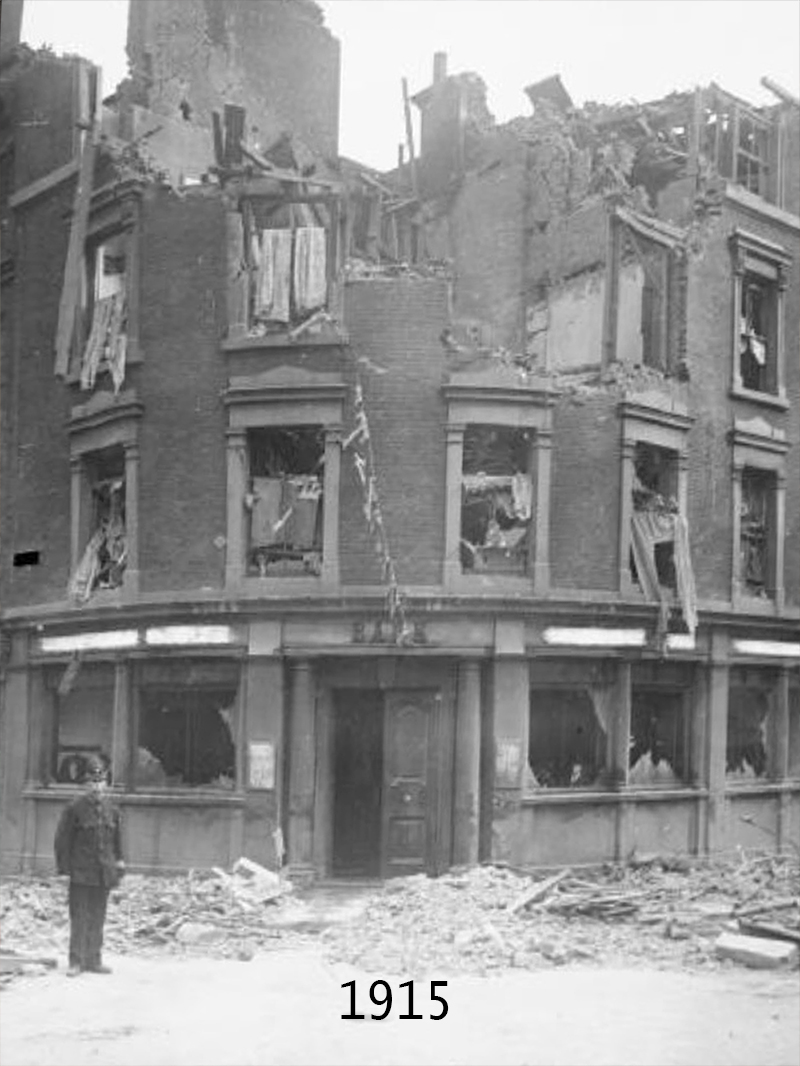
322;855;800;977
0;859;304;981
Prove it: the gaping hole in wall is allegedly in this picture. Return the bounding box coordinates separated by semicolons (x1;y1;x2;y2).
630;442;678;590
740;467;775;599
137;686;237;790
617;229;670;372
246;426;324;576
243;197;328;333
460;425;533;573
68;446;127;602
51;663;114;785
629;688;687;785
79;232;128;392
739;273;777;393
528;688;607;789
726;670;773;781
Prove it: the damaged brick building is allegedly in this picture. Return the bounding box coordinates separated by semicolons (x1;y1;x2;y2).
0;0;798;878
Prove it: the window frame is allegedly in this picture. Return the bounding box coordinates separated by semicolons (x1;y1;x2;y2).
67;391;143;601
729;228;790;408
442;367;554;593
730;416;788;611
618;396;692;598
224;367;345;592
67;180;143;387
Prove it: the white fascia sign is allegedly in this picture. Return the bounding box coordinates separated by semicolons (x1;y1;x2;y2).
665;633;696;652
732;639;800;660
542;627;647;648
144;625;235;647
40;630;140;653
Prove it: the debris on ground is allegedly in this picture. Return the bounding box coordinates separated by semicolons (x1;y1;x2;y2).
321;854;800;977
1;852;797;984
714;932;799;970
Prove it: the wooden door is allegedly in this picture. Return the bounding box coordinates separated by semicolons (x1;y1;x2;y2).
381;690;434;878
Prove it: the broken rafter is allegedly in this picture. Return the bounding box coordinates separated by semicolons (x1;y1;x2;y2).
760;76;800;109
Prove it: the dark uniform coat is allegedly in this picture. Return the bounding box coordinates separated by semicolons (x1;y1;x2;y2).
55;792;124;887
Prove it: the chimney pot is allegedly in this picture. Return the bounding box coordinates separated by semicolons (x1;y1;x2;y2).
433;51;447;85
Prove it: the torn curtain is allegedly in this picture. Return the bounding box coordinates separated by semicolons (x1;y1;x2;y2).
630;511;697;638
293;227;327;315
254;229;292;323
80;291;127;393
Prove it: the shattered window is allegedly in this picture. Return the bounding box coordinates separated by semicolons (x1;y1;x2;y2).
68;446;127;602
243;198;328;332
460;425;532;573
630;442;678;590
703;97;768;198
739;274;776;393
137;685;238;790
740;468;774;599
51;663;114;785
246;426;324;577
726;675;772;782
736;113;768;196
528;688;608;790
80;233;128;392
629;688;687;786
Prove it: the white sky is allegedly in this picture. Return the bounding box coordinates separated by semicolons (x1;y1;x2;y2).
21;0;800;171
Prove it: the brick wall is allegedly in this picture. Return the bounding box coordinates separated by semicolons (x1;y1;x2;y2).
0;182;75;608
682;203;800;606
549;393;620;591
136;186;229;593
127;0;340;159
12;57;79;189
341;279;450;588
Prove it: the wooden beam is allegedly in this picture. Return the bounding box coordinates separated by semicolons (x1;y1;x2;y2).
402;77;419;198
9;157;79;210
54;134;96;378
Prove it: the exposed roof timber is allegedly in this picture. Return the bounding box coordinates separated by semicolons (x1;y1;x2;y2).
761;76;800;109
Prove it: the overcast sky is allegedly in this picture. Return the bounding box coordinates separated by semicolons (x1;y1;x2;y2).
20;0;800;171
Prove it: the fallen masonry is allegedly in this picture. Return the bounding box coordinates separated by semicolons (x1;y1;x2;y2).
1;854;797;985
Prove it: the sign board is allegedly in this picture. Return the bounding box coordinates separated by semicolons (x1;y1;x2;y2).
248;742;275;790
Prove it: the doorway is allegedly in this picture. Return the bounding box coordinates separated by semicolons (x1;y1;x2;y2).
330;687;437;879
332;691;383;876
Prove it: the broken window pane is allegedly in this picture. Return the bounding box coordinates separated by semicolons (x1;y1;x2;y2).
137;685;237;789
247;426;324;576
68;446;127;602
727;674;772;782
740;468;774;598
629;688;687;785
631;442;678;590
80;234;129;392
740;275;775;393
460;425;532;574
52;663;114;785
528;688;607;789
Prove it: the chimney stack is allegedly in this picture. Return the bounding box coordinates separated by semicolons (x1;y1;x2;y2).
0;0;25;55
433;51;447;85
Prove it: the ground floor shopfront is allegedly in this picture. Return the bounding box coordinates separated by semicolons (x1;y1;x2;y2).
1;605;798;878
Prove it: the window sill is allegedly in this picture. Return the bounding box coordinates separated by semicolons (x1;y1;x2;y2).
731;594;779;616
729;385;789;411
24;785;246;807
521;786;705;805
227;574;338;597
223;330;347;353
724;781;800;796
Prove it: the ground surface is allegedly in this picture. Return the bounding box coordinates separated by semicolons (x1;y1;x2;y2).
1;946;799;1066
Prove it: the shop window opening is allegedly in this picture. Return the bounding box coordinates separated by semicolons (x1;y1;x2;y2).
52;664;114;785
245;426;324;577
727;674;772;782
740;467;775;599
136;686;237;789
460;425;533;574
527;688;608;790
68;446;127;602
629;688;687;785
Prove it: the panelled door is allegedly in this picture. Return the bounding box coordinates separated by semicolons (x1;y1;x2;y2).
381;690;436;878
